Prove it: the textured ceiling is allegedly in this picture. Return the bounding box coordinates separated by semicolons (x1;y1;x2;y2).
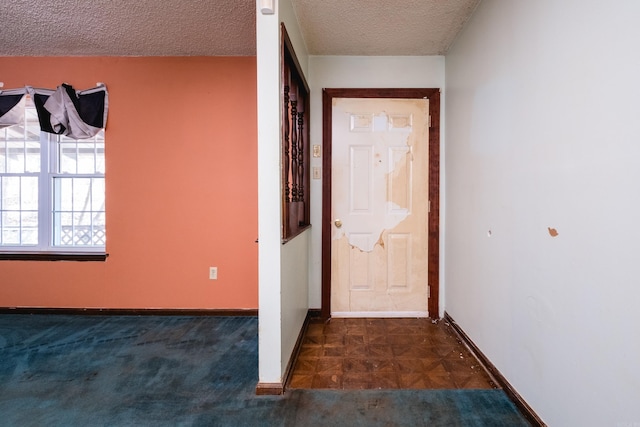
0;0;257;56
0;0;479;56
293;0;480;56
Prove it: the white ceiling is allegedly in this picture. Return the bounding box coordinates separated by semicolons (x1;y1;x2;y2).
0;0;479;56
293;0;480;56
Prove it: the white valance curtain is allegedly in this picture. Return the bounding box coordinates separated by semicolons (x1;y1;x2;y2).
0;83;108;139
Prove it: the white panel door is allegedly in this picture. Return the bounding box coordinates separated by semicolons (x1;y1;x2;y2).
331;98;429;317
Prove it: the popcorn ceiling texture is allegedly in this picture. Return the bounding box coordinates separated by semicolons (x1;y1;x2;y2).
0;0;479;56
293;0;481;56
0;0;256;56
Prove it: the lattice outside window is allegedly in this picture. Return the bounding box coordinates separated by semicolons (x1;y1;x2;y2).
281;24;310;242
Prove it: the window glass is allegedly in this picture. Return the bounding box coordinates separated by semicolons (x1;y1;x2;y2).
0;102;105;252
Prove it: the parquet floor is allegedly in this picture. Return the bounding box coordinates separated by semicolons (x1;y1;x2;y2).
287;317;498;390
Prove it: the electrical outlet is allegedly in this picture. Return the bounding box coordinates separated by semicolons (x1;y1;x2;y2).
209;267;218;280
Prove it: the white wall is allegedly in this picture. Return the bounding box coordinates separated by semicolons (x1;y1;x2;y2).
445;1;640;425
278;0;311;381
279;0;308;78
280;228;310;375
307;56;446;315
256;0;283;385
257;0;311;386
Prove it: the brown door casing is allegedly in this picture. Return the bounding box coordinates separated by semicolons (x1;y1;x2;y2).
321;88;441;319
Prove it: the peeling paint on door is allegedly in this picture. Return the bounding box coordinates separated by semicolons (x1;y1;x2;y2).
331;98;429;316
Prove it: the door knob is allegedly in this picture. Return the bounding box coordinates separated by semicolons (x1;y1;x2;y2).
334;219;342;228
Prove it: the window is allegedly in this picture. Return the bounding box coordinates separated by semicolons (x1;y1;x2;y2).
0;100;105;256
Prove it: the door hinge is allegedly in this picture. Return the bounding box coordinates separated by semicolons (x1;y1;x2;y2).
428;285;431;298
428;200;431;213
428;115;432;128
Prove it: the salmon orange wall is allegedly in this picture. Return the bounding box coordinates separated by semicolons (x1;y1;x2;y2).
0;57;258;309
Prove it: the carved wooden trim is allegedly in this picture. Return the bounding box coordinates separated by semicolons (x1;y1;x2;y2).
283;84;291;203
281;24;310;242
290;96;298;201
297;111;305;202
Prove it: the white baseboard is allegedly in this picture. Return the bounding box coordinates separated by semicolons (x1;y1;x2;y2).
331;311;428;318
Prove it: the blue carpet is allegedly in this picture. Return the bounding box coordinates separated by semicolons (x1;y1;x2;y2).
0;315;530;426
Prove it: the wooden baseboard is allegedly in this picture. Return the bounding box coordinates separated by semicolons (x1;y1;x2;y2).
255;382;284;395
0;307;258;316
444;312;546;427
255;309;321;396
281;309;320;392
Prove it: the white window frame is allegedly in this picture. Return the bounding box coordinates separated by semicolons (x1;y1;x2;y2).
0;103;105;256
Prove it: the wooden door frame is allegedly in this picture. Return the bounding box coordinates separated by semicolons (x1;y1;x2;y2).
321;88;441;319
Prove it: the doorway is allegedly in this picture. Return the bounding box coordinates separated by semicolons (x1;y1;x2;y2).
321;88;440;319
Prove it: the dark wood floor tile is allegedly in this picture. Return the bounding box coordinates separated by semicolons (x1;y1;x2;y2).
420;346;447;359
365;319;388;329
384;318;411;327
424;374;457;389
369;372;400;389
346;335;366;346
406;326;429;335
306;323;325;336
346;325;367;336
344;318;367;327
345;344;368;357
323;334;346;346
302;334;323;345
386;325;417;335
312;373;342;389
432;345;459;358
429;329;454;340
366;334;388;345
389;344;411;357
419;354;447;368
323;322;347;335
452;372;494;389
288;317;496;392
344;358;370;373
322;346;345;357
406;335;431;346
298;346;323;358
316;358;343;373
399;373;429;389
293;358;317;374
467;378;496;389
343;372;371;389
423;360;450;376
369;359;395;373
386;334;420;345
395;359;425;373
368;344;394;358
442;359;475;372
392;345;430;358
288;374;314;389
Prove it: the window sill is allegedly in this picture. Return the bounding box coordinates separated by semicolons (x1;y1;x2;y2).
0;252;109;262
282;224;312;244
